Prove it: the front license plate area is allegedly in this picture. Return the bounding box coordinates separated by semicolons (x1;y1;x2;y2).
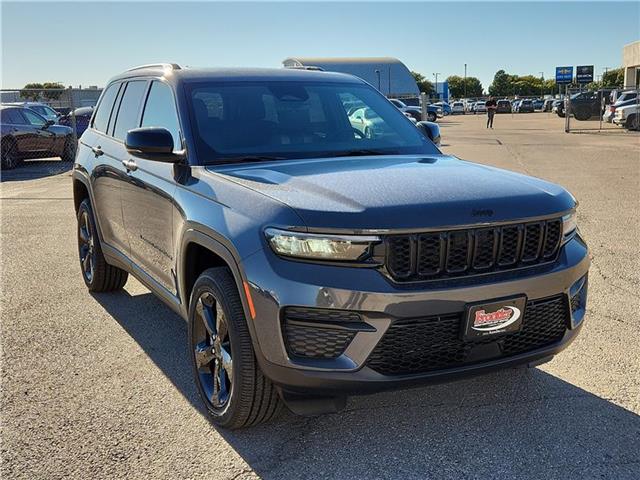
463;296;527;341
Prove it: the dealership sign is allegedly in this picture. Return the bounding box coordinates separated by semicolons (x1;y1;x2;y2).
555;66;574;84
576;65;594;84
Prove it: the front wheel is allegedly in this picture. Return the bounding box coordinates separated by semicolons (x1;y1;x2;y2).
427;112;437;122
625;114;639;131
189;268;281;429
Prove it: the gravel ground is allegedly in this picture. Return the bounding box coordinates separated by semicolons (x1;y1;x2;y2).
1;114;639;479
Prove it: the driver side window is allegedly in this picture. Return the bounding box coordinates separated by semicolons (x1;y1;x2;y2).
22;109;46;126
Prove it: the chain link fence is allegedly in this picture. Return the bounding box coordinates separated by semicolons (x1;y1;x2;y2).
563;85;640;133
1;88;102;172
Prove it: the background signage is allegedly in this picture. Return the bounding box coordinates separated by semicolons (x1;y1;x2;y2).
555;66;574;84
576;65;594;83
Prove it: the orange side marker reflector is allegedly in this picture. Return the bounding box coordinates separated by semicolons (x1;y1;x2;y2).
243;281;256;319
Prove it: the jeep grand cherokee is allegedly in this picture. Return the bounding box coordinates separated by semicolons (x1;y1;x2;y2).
73;64;589;429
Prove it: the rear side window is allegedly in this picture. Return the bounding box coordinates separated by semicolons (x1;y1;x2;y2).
1;109;25;124
141;81;181;150
113;81;148;141
22;109;46;126
93;83;120;133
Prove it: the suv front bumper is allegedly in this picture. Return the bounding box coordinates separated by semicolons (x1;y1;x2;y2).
241;234;589;395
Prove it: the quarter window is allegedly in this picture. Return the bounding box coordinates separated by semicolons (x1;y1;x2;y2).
113;81;148;141
141;81;181;150
92;83;120;134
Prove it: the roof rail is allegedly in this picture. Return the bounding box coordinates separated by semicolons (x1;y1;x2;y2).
125;63;181;72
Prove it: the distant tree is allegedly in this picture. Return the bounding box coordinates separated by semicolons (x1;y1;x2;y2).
20;83;44;101
410;71;434;95
488;70;512;97
602;68;624;88
19;82;65;101
489;70;556;97
447;75;483;98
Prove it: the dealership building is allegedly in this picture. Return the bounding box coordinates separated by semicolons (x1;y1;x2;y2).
282;57;419;98
622;40;640;88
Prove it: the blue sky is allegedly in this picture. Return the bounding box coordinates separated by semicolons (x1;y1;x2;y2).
2;1;638;90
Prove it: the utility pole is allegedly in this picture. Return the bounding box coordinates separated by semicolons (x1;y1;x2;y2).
539;71;544;98
464;63;467;99
433;72;440;101
602;67;612;86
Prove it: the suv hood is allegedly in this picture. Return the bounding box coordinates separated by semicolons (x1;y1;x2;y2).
209;155;575;231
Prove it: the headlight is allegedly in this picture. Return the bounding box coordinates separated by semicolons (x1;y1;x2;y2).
265;228;380;261
562;212;578;242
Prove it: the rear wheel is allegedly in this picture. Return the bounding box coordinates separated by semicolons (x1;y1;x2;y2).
189;268;282;429
1;137;21;170
77;199;128;292
427;112;437;122
61;137;76;162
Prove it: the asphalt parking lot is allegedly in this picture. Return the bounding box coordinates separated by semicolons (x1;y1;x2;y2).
2;113;639;479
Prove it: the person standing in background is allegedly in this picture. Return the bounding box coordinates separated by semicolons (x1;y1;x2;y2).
486;96;497;128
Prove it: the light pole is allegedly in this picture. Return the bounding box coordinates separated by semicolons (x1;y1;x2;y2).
602;67;612;86
433;72;440;101
464;63;467;99
374;69;381;91
539;71;544;98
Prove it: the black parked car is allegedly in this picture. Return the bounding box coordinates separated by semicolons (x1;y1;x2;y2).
73;64;589;429
1;105;76;169
59;106;94;137
569;91;609;121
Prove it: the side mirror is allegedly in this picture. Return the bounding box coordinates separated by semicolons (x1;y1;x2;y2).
43;119;55;128
416;121;441;147
125;127;183;162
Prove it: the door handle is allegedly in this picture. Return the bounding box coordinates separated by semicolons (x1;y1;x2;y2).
91;146;104;157
122;159;138;172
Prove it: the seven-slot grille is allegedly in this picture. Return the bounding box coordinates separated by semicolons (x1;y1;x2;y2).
385;218;562;282
366;295;569;376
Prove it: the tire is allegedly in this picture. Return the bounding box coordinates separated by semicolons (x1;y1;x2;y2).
625;114;639;131
61;137;76;163
574;108;590;121
427;112;437;122
1;137;21;170
77;198;128;292
188;268;282;429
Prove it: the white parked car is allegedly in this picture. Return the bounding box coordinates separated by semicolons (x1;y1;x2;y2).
474;101;487;113
613;103;640;130
451;101;465;114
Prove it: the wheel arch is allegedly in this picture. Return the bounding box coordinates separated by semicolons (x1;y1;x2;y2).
178;228;254;325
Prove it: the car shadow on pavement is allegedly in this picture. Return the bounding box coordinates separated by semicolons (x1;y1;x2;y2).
93;289;640;479
1;159;71;182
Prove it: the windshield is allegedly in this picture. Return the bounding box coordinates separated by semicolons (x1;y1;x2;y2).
186;81;440;163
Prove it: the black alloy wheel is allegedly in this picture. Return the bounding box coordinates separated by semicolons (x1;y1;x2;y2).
192;291;233;412
78;208;96;284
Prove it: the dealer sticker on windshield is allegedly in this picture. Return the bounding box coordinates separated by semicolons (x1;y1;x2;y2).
463;296;527;341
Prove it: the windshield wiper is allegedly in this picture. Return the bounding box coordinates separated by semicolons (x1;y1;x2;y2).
210;155;287;164
328;149;395;158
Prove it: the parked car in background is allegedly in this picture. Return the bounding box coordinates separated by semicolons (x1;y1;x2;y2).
451;101;465;114
474;101;487;113
1;105;75;169
59;106;94;137
465;101;476;113
542;98;555;112
434;102;451;116
496;99;512;113
515;99;534;113
533;99;545;110
613;103;640;130
552;99;565;117
5;102;61;123
388;98;440;122
569;91;605;121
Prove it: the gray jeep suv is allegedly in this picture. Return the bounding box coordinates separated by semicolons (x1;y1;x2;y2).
73;64;589;429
